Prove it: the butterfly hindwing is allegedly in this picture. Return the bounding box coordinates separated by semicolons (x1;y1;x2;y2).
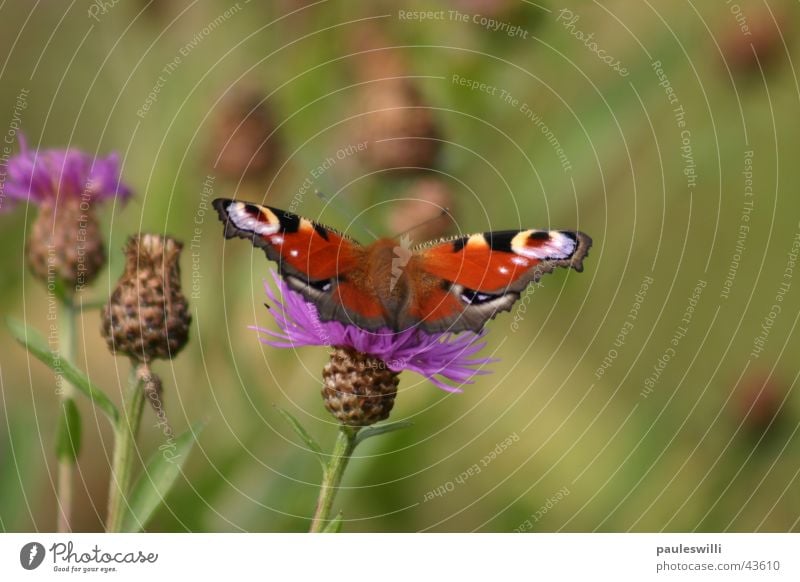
409;229;592;332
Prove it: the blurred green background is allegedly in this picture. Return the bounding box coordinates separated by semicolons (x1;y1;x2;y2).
1;0;799;532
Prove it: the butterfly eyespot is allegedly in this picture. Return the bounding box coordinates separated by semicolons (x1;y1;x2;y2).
285;274;335;296
459;288;500;305
307;279;333;293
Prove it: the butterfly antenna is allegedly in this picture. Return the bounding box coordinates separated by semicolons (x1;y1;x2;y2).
392;207;452;239
315;189;379;240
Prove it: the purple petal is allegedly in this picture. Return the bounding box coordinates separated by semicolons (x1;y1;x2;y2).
0;133;133;211
251;271;496;391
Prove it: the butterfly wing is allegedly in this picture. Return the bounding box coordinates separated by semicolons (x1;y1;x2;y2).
213;198;389;329
406;229;592;333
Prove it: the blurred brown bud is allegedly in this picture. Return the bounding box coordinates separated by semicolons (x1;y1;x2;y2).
736;373;786;436
206;86;281;181
27;198;106;294
388;177;455;240
721;8;788;74
356;81;443;173
102;234;191;363
347;22;443;173
348;22;409;83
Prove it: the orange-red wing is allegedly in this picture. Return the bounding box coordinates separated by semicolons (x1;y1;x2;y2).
213;198;360;280
214;198;391;330
410;230;592;332
405;282;464;324
417;230;589;292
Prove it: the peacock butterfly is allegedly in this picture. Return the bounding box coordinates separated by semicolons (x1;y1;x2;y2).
213;198;592;333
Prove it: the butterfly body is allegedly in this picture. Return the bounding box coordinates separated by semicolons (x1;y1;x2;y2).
214;198;592;333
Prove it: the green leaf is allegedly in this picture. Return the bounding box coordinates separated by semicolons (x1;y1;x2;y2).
55;398;82;462
277;407;325;468
7;318;118;423
322;511;343;533
354;420;414;447
120;420;205;533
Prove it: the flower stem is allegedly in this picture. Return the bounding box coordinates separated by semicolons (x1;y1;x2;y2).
56;298;78;533
105;363;146;532
309;425;360;532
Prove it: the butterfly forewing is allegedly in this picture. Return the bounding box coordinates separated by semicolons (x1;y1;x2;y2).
408;229;592;332
214;198;592;333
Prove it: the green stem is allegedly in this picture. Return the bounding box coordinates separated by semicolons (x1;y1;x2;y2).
76;297;108;311
56;299;78;533
309;425;360;532
105;363;146;532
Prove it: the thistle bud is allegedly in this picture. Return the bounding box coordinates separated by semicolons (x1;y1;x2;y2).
5;139;132;295
101;234;191;362
322;347;399;426
27;198;106;293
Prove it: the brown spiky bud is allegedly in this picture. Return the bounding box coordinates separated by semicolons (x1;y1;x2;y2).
322;347;399;426
388;176;455;241
27;198;106;293
206;85;281;181
101;234;191;362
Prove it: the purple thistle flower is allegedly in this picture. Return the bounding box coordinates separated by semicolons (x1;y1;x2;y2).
252;272;496;392
1;134;132;210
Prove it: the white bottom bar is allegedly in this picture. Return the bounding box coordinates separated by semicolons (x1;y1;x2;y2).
1;533;797;581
